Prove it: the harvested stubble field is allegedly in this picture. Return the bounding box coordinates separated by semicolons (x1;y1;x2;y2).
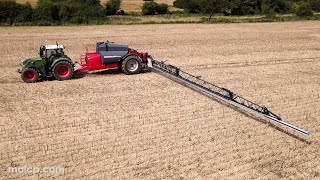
0;22;320;179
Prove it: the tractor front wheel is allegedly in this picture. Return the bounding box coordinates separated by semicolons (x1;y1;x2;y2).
121;55;142;75
21;68;39;83
53;61;74;81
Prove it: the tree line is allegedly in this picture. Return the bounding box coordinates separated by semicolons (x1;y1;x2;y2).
173;0;319;17
0;0;319;25
0;0;106;25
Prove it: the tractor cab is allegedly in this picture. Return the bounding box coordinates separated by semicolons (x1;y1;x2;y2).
40;45;65;59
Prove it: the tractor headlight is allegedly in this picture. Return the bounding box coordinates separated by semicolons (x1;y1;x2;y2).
21;59;27;66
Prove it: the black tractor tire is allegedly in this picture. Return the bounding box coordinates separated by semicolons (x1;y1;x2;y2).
53;61;74;81
118;64;123;73
121;55;142;75
21;68;39;83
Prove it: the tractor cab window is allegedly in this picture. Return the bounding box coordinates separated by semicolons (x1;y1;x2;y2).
45;49;63;58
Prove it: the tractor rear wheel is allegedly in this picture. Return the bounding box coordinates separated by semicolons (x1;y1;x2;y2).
21;68;39;83
53;61;74;81
121;55;142;75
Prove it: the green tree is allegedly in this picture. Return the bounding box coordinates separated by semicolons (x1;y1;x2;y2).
142;1;168;15
58;2;79;22
15;2;33;22
81;0;104;21
33;0;104;24
157;3;169;14
142;1;158;15
229;0;262;15
296;2;313;17
173;0;200;13
264;0;290;13
0;0;19;24
197;0;226;20
105;0;121;15
308;0;320;11
0;1;34;24
33;0;58;22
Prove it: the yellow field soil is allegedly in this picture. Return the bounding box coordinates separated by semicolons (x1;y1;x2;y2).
0;22;319;179
15;0;37;6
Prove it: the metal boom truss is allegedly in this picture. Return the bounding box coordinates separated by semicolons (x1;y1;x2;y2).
150;59;310;135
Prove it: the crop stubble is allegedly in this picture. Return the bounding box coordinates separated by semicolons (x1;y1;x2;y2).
0;22;319;179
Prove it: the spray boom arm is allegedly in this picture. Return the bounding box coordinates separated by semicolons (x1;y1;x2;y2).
148;58;310;135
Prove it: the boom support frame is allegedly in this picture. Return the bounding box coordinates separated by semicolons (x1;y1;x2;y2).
149;59;310;135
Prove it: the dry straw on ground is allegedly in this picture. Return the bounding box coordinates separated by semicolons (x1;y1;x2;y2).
0;22;319;179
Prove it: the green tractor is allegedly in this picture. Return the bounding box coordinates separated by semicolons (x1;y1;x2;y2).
18;44;75;83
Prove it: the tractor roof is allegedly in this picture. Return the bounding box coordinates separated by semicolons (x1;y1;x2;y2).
45;45;64;50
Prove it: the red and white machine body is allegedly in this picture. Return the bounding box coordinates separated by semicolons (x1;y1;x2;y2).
76;42;149;73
